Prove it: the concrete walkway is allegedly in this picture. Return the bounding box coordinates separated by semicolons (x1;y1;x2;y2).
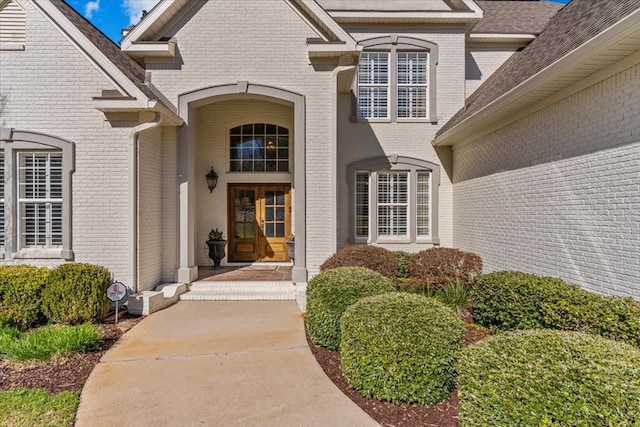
75;301;378;427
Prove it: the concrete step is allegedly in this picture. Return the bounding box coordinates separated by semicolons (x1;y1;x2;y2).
180;281;296;301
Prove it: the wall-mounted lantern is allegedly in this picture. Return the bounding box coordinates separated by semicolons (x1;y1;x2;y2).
205;167;218;193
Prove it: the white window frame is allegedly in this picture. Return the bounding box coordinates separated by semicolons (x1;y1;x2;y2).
356;36;438;123
349;156;440;245
0;129;75;260
17;151;63;250
357;52;390;119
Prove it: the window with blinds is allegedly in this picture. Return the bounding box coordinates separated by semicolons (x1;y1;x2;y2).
417;172;431;236
377;172;409;238
357;52;389;119
18;152;63;248
397;52;428;119
355;172;369;238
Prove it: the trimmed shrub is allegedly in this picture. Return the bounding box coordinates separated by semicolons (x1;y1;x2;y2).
458;330;640;426
409;247;482;291
0;265;50;330
340;293;464;405
471;271;640;347
320;245;399;278
394;251;413;279
42;263;112;325
306;267;395;350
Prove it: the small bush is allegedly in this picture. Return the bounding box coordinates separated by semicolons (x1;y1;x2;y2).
409;248;482;291
306;267;396;350
471;271;640;347
42;263;112;325
320;245;399;278
0;323;101;361
0;265;50;330
340;293;464;405
458;329;640;426
394;251;413;278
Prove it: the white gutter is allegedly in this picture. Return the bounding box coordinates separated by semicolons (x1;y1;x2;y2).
127;112;163;292
434;7;640;146
331;63;357;254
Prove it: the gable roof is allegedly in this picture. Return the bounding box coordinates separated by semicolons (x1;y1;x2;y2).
471;1;563;35
120;0;359;59
31;0;179;121
435;0;640;145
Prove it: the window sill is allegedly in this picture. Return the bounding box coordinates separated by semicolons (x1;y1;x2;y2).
0;43;25;51
13;249;74;260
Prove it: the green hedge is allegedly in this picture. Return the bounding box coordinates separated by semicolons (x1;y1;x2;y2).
0;266;50;330
340;293;464;405
458;329;640;426
471;271;640;347
306;267;395;350
42;263;112;325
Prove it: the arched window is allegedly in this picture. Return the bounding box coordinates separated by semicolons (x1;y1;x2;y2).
357;36;438;122
229;123;289;172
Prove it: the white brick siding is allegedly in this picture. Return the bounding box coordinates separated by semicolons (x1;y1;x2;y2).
0;1;133;283
453;63;640;298
465;46;519;97
138;127;163;291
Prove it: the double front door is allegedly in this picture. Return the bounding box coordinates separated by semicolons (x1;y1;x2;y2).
228;184;291;262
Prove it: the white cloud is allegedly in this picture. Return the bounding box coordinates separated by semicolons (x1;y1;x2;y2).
122;0;160;26
83;0;100;19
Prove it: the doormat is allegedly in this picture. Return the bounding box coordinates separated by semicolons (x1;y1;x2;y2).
241;265;279;271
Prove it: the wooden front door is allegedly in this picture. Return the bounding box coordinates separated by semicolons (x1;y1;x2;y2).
228;184;291;262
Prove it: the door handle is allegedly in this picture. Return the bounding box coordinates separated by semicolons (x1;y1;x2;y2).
260;219;265;230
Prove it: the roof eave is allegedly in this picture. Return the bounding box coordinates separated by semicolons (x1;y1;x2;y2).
434;8;640;147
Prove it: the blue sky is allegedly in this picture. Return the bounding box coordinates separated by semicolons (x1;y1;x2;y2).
69;0;571;45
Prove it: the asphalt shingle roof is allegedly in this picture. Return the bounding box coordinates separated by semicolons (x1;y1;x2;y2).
438;0;640;137
472;1;563;35
50;0;158;102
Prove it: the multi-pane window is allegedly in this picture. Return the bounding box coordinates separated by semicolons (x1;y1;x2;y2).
416;172;431;236
18;152;63;249
357;52;389;119
353;166;435;243
230;124;289;172
397;52;428;118
358;51;429;120
377;172;408;237
355;172;369;237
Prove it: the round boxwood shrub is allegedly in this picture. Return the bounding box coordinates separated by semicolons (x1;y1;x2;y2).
320;245;399;278
0;265;50;329
42;263;112;324
306;267;395;350
409;247;482;291
340;293;464;405
458;329;640;426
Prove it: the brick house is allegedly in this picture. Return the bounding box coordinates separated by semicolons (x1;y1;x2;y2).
0;0;638;304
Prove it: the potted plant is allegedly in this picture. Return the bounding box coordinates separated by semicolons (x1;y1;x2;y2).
206;228;227;270
286;233;295;261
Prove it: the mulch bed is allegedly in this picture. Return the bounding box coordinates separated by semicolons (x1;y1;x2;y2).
306;312;490;427
0;315;140;394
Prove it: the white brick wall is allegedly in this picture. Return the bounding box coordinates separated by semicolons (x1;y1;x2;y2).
138;126;163;291
453;63;640;298
0;1;133;283
161;128;178;282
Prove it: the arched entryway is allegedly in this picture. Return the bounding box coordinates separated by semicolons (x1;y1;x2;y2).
176;82;307;284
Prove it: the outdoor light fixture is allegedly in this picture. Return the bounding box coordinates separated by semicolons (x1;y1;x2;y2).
205;167;218;193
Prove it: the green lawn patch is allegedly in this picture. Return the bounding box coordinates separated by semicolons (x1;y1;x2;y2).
0;323;101;361
0;388;79;427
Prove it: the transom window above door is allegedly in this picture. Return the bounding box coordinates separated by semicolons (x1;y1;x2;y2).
230;124;289;172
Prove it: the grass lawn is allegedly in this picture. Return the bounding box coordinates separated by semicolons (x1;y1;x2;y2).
0;388;79;427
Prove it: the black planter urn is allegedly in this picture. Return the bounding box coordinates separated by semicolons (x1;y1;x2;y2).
206;240;227;270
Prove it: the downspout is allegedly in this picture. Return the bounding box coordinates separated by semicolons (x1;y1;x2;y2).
331;61;358;254
127;111;163;292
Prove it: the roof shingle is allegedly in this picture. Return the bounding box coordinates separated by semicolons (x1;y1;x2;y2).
439;0;640;137
472;1;563;35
